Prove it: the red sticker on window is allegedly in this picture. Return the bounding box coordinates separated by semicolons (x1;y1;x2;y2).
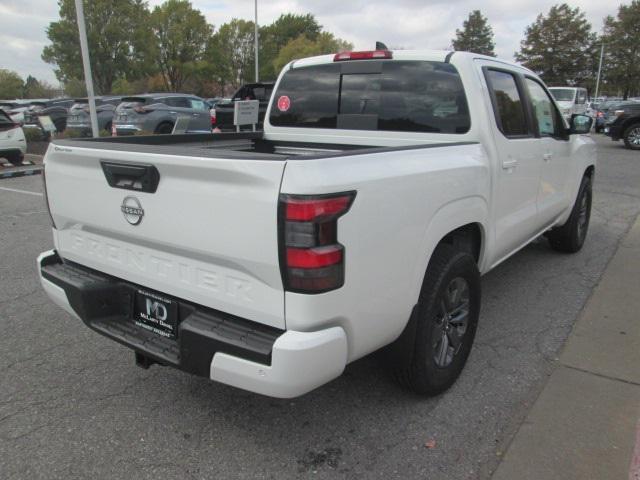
277;95;291;112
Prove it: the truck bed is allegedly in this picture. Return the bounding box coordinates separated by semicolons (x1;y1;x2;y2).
52;132;475;161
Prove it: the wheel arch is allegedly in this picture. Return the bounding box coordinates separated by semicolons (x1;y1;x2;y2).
155;120;175;134
621;116;640;134
408;196;489;308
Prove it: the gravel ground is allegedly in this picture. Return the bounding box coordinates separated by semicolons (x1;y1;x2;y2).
1;134;639;479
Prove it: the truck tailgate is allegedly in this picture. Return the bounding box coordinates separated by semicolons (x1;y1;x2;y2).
44;145;286;329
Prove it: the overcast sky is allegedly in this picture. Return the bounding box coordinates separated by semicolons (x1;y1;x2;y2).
0;0;618;86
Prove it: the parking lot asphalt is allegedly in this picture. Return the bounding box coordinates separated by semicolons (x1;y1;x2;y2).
1;134;639;480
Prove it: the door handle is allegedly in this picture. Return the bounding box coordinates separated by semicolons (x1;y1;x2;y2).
502;157;518;169
101;161;160;193
543;153;552;162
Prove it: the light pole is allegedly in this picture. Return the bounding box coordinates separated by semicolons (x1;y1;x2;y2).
254;0;259;82
74;0;99;138
594;43;605;101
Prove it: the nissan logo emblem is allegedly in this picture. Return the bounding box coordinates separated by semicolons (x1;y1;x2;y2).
121;196;144;225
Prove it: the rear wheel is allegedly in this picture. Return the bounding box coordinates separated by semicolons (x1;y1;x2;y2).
155;122;174;135
547;175;592;253
623;123;640;150
5;152;23;166
393;244;480;396
53;118;66;133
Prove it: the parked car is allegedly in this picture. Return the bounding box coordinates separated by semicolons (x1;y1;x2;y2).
66;97;121;135
593;101;622;133
38;50;595;399
113;94;211;135
549;87;588;121
213;83;274;131
22;98;74;132
604;101;640;149
0;109;27;165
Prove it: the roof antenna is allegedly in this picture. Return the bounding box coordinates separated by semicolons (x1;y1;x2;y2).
376;41;389;50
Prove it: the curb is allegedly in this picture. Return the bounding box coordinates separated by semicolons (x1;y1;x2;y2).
492;213;640;480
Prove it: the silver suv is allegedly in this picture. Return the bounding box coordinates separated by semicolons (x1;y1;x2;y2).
113;93;211;135
66;97;121;135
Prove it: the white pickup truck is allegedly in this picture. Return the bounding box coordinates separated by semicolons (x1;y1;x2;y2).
38;50;596;398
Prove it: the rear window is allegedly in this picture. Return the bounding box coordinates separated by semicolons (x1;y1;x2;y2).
549;89;576;102
0;110;12;125
269;61;470;134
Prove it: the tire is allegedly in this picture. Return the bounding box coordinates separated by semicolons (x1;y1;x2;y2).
622;123;640;150
393;243;481;396
155;122;174;135
547;175;592;253
5;152;23;166
53;118;66;133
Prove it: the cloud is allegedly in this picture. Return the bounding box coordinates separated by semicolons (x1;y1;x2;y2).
1;0;618;89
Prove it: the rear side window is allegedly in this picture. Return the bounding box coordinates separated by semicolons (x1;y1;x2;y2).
188;99;208;110
576;89;587;104
485;70;528;137
270;61;470;134
164;97;189;108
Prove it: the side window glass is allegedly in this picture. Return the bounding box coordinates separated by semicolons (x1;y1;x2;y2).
525;78;559;137
577;90;587;104
188;99;207;110
485;70;528;137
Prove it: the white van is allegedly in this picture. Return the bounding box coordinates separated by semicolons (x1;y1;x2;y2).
549;87;588;121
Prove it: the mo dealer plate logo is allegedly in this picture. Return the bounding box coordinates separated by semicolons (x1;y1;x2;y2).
121;196;144;225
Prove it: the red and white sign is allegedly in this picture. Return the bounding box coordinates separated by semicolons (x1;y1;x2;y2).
277;95;291;112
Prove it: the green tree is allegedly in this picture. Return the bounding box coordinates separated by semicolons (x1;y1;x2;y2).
515;4;597;86
206;19;256;91
23;75;57;98
63;78;87;97
42;0;154;94
150;0;213;92
601;1;640;99
0;70;24;98
452;10;495;56
259;14;322;80
272;32;352;73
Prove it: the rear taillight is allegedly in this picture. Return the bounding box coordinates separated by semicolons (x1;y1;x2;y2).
279;192;355;293
41;165;57;229
210;108;216;126
333;50;392;61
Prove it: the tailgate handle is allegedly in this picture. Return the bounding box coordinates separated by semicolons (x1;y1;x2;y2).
100;161;160;193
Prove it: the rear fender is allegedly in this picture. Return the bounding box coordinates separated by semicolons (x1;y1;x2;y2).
408;196;489;305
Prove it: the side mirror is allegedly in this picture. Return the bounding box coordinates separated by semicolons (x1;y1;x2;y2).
570;114;592;134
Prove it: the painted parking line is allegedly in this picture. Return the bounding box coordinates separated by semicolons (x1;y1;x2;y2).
0;186;43;197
